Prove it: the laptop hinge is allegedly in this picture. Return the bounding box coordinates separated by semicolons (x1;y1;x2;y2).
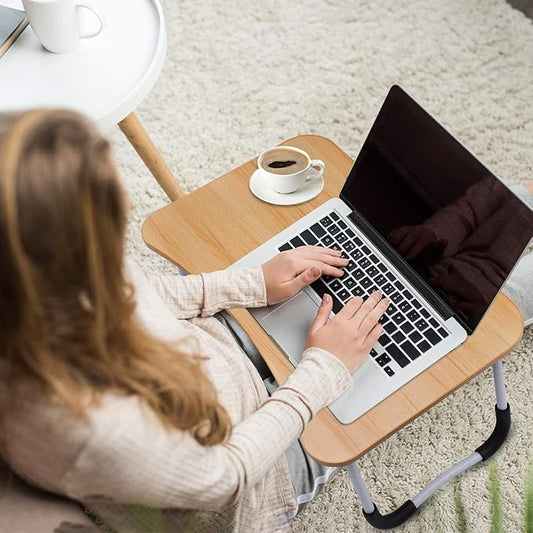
346;208;468;329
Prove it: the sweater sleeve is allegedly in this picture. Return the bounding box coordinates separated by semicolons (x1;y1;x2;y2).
143;267;267;319
62;349;351;510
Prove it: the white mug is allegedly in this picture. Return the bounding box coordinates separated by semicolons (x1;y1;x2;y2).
22;0;103;54
257;146;325;194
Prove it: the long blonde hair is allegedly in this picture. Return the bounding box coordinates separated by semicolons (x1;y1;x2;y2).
0;109;231;449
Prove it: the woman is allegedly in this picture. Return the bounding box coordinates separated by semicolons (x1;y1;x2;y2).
0;109;389;532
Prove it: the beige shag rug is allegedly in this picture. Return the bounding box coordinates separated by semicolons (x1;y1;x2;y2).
109;0;533;531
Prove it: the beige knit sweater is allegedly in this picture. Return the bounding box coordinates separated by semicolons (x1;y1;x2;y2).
3;260;351;532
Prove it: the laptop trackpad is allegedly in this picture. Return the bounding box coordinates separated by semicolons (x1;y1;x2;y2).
263;291;319;366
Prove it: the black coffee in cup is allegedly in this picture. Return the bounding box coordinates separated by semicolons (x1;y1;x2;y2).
259;148;309;175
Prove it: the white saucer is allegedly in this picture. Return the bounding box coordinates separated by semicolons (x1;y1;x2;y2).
249;169;324;206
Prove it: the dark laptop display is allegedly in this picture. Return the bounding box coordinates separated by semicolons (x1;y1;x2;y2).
341;86;533;332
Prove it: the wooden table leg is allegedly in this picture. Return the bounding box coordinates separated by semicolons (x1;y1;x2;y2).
118;112;185;201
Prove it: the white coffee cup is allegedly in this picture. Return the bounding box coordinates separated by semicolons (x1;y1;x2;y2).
22;0;103;54
257;146;325;194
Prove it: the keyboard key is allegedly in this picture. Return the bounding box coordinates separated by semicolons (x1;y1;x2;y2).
330;243;342;252
392;331;405;343
370;254;379;263
407;310;420;321
310;279;328;299
399;301;411;313
438;327;449;338
384;322;396;334
338;219;347;230
412;299;422;309
330;279;343;291
415;318;429;331
330;212;340;221
424;329;441;345
400;321;414;334
344;277;356;290
394;281;405;291
376;354;392;367
367;266;379;277
361;245;371;254
320;215;333;227
301;229;318;245
290;236;305;248
391;292;402;303
387;345;410;368
382;283;395;295
329;224;340;236
429;318;439;328
352;249;363;260
345;241;356;253
337;232;348;244
309;281;341;314
392;312;405;325
420;308;430;319
379;333;392;346
384;366;395;377
279;243;292;252
311;222;326;238
359;257;371;269
346;260;357;272
353;286;364;297
387;303;397;314
354;236;363;246
403;290;414;300
417;340;431;353
375;274;387;285
400;340;421;360
346;228;356;238
322;235;334;246
409;331;423;343
378;263;387;272
332;296;343;314
370;348;378;357
386;272;395;281
361;277;372;289
338;289;351;301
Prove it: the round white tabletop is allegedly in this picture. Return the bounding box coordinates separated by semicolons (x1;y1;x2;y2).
0;0;166;132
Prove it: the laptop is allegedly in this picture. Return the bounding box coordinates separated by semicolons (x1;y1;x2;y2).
233;85;533;424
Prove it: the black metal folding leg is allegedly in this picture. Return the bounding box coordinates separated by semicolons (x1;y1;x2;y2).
346;360;511;530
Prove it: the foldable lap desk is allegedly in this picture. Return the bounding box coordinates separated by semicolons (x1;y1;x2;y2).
142;135;524;529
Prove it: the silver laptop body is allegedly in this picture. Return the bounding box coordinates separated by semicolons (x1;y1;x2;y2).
233;86;533;424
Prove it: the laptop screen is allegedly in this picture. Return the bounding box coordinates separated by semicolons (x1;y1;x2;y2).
341;85;533;331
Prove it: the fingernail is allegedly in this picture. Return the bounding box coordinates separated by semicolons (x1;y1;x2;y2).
323;293;331;304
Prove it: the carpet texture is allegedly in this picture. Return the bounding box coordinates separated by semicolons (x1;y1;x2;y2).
108;1;533;531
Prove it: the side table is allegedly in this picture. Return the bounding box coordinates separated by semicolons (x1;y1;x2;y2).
0;0;184;201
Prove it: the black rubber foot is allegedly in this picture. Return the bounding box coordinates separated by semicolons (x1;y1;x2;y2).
475;404;511;461
363;500;417;530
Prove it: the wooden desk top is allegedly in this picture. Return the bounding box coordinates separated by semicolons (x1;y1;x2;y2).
142;135;524;466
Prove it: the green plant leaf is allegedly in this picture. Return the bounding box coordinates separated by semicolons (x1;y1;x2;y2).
525;459;533;533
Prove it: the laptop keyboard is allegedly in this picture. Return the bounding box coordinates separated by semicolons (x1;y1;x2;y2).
278;210;450;378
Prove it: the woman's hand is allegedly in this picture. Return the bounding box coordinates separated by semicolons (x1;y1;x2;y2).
305;291;389;373
261;246;348;305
